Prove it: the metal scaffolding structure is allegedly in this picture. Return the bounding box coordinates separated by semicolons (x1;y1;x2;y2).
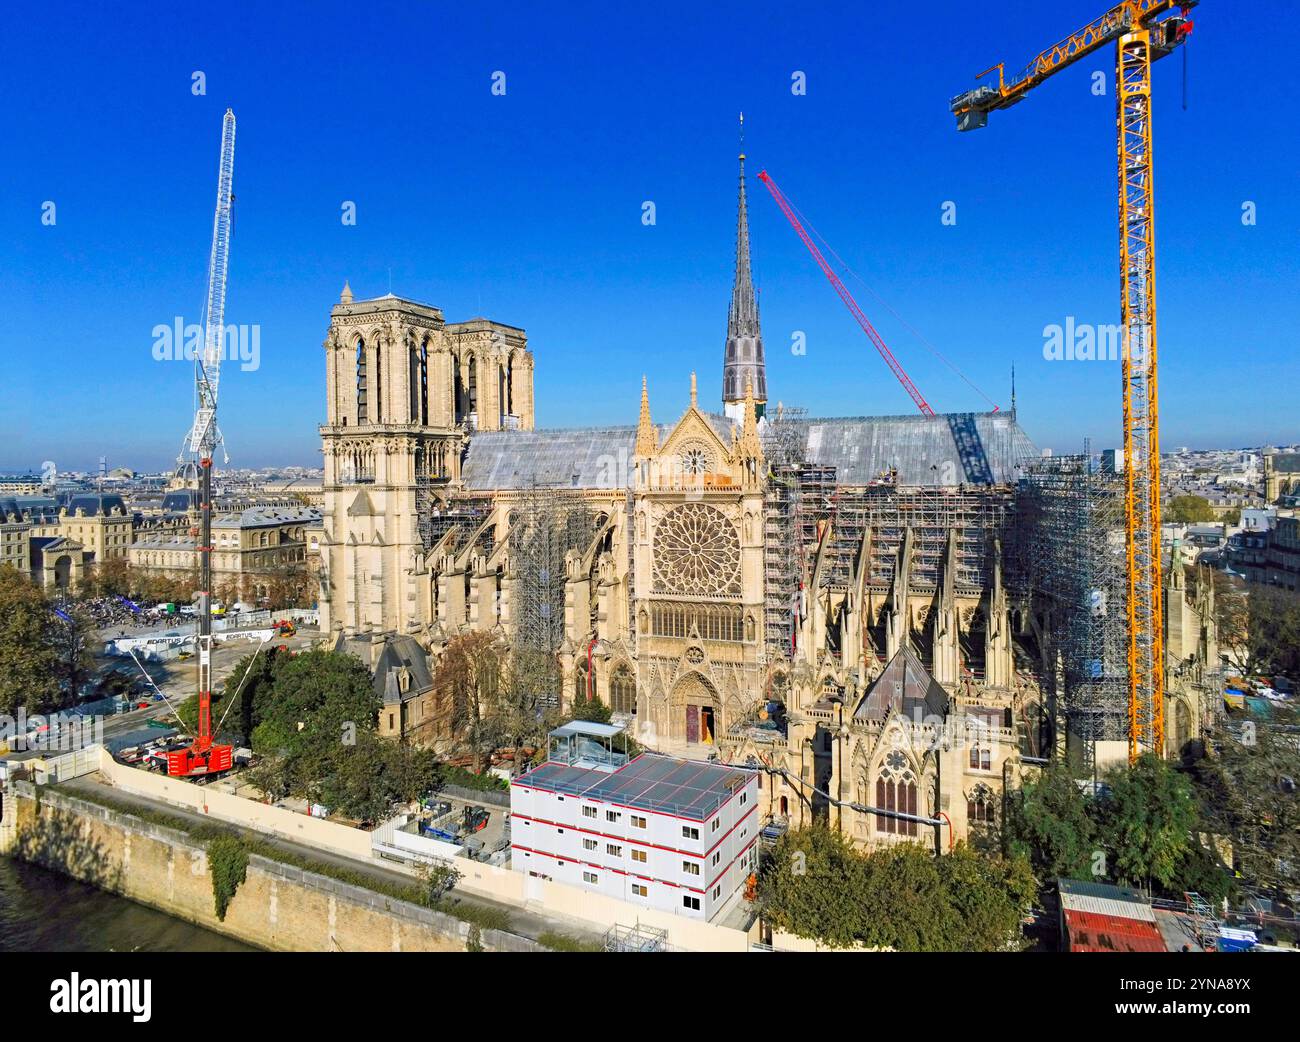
816;485;1016;595
508;486;596;706
1018;450;1129;761
761;405;810;654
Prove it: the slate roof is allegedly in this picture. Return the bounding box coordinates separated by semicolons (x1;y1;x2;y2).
853;645;949;723
332;631;433;704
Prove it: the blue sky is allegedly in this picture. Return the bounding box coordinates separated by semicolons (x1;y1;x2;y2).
4;1;1297;472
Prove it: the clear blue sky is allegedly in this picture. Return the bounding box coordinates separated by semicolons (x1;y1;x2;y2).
5;1;1297;472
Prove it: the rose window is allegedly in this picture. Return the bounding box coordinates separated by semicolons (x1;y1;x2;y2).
652;503;741;595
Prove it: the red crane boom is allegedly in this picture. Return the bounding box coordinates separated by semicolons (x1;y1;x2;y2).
756;170;934;416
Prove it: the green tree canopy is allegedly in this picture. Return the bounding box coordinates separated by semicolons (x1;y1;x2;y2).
758;827;1035;952
1005;759;1098;880
1166;494;1216;523
0;566;63;715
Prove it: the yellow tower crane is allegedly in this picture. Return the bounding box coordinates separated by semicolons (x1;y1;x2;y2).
950;1;1198;762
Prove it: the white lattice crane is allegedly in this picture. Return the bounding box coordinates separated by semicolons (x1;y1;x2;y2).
169;108;237;778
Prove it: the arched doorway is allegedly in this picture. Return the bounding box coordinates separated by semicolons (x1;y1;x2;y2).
53;554;72;590
671;672;719;745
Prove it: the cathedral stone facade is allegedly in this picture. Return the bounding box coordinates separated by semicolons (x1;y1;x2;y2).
317;151;1218;851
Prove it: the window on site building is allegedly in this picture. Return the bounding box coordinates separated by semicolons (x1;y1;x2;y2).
606;810;620;823
682;826;699;841
582;805;597;819
875;751;919;837
682;861;700;876
683;896;700;911
583;838;597;851
606;844;622;857
631;815;647;829
631;849;647;864
633;884;648;898
583;871;598;885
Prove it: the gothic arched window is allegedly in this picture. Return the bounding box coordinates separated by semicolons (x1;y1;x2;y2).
875;751;919;837
967;783;996;826
355;337;367;424
610;666;637;716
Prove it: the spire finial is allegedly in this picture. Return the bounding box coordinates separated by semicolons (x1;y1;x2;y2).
690;371;698;407
1010;363;1016;415
340;280;353;304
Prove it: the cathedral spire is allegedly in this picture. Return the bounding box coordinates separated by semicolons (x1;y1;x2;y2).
635;375;658;458
723;113;766;423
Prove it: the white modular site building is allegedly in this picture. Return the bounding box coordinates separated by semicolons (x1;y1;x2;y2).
510;722;760;921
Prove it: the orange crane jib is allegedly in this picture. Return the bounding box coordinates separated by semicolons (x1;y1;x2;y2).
756;170;935;417
949;1;1198;764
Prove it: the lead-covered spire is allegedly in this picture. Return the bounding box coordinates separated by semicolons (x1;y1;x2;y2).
723;113;767;421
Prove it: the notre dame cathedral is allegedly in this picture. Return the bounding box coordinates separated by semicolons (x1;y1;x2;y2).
317;147;1217;851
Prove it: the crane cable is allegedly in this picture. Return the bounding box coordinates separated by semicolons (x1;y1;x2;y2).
782;193;1002;413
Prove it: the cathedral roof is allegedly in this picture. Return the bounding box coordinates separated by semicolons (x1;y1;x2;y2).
852;645;948;723
804;410;1035;486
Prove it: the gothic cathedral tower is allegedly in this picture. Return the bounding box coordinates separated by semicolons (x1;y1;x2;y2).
318;285;534;635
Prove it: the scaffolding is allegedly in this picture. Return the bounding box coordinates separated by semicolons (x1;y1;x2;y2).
602;922;669;952
761;405;809;654
816;485;1016;595
1018;449;1128;762
508;485;597;707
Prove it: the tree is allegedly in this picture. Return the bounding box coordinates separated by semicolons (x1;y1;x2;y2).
1004;759;1098;881
1246;584;1300;679
1211;570;1250;672
0;566;60;714
758;826;869;948
1099;753;1199;891
1190;708;1300;897
1166;495;1216;524
436;632;508;773
757;826;1034;951
84;557;134;599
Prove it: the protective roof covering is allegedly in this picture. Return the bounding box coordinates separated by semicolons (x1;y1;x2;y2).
515;752;755;820
463;426;639;490
1058;878;1156;920
462;410;1033;491
853;645;949;723
552;720;626;739
805;410;1035;486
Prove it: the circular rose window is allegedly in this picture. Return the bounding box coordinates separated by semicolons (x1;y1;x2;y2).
652;503;741;595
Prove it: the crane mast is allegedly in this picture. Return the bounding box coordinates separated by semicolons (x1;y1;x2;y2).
756;170;935;416
168;108;236;779
950;3;1196;762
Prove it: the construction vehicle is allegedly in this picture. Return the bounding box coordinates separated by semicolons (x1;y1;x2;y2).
167;108;237;779
949;1;1197;761
274;619;296;637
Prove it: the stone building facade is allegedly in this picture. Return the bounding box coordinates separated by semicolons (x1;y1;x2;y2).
315;151;1218;852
